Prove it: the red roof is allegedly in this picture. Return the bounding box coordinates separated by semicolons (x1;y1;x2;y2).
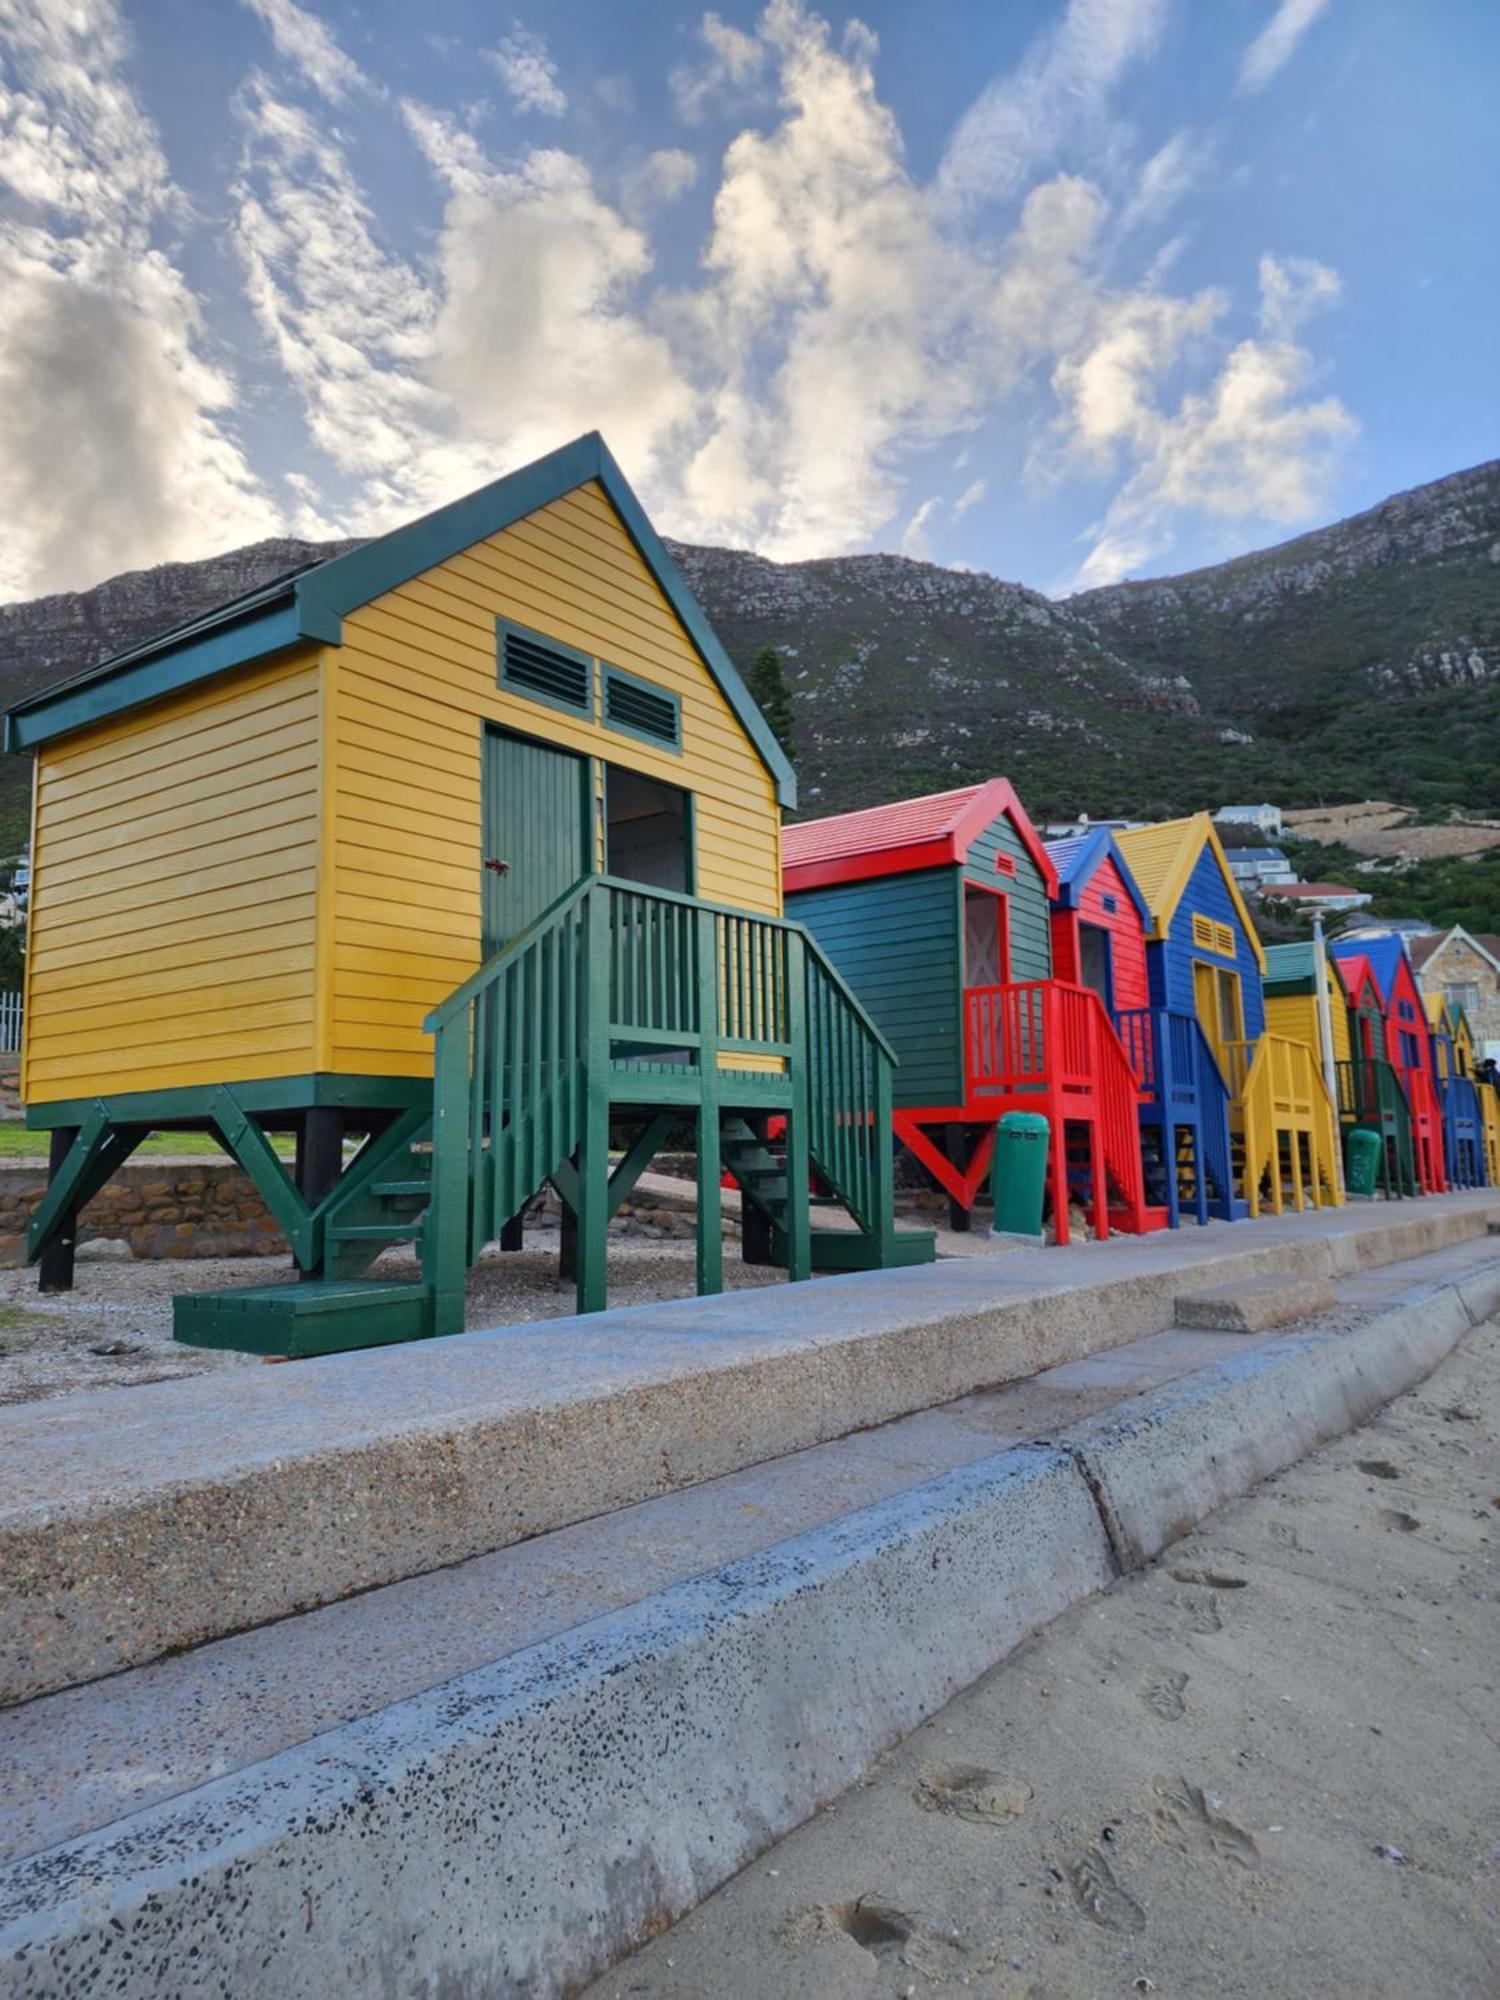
1334;953;1377;1006
782;779;1057;896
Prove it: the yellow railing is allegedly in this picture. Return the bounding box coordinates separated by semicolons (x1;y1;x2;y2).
1223;1034;1343;1216
1481;1083;1500;1187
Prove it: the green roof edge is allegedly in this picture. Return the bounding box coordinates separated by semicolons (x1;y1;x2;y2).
4;431;798;809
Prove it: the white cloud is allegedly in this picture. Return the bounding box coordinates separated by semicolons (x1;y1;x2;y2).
488;27;568;118
233;81;447;505
240;0;368;104
900;495;941;559
621;147;699;217
0;0;278;597
1067;254;1354;586
670;11;767;123
235;82;694;532
937;0;1168;210
674;0;978;557
1121;129;1211;233
1239;0;1331;92
5;0;1356;602
427;149;697;483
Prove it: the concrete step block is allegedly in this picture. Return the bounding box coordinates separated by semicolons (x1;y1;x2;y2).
1174;1272;1337;1333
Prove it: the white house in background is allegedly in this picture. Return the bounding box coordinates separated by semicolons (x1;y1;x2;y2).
1264;882;1373;915
1213;802;1283;838
1338;914;1438;940
1222;845;1299;891
1041;813;1146;840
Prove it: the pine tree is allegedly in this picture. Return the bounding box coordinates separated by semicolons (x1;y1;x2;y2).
745;645;796;764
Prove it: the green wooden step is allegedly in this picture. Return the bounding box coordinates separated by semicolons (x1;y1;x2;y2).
735;1174;789;1202
174;1280;434;1359
328;1221;424;1242
805;1229;936;1272
370;1178;432;1198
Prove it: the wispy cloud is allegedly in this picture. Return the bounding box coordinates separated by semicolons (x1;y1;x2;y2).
1067;254;1354;587
488;27;568;118
2;0;1357;598
0;0;278;598
937;0;1169;210
670;11;767;123
1239;0;1331;93
240;0;370;104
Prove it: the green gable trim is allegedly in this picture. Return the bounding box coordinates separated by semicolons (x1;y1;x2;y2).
4;599;307;752
7;433;798;809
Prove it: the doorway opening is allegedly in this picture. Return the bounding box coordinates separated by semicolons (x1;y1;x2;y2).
963;885;1009;989
606;766;691;893
1077;922;1114;1010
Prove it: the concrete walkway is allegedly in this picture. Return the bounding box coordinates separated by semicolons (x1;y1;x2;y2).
582;1317;1500;2000
3;1192;1493;1702
3;1212;1498;1998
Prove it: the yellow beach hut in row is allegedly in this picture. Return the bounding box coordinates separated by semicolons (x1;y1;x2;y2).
6;434;927;1355
1114;814;1342;1215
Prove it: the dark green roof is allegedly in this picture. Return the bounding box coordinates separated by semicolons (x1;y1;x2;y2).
4;433;797;808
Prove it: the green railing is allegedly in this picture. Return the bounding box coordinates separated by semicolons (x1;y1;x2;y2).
421;874;897;1328
805;946;895;1241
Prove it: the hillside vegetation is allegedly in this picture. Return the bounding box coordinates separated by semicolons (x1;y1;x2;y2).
0;460;1495;904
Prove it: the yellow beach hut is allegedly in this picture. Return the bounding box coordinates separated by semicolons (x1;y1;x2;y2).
6;434;927;1354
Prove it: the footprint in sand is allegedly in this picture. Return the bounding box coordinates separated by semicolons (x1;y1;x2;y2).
1169;1567;1249;1590
1376;1507;1420;1533
1066;1846;1146;1934
1145;1776;1259;1869
913;1762;1032;1825
1358;1460;1401;1480
1139;1668;1189;1721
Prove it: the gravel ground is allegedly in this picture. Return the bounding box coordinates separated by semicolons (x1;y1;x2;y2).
0;1185;1022;1406
584;1317;1500;2000
0;1218;788;1406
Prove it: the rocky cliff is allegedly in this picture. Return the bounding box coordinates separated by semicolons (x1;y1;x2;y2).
0;459;1495;851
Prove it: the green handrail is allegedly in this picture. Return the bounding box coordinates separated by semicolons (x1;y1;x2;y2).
421;872;900;1327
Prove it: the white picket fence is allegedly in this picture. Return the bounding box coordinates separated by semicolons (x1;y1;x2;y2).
0;991;21;1055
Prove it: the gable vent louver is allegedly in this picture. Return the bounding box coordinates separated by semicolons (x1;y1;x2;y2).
500;625;591;712
603;667;681;748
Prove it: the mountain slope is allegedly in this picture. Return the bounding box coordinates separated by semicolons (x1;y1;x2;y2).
0;460;1496;855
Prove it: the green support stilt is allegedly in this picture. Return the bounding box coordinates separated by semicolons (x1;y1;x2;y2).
783;931;813;1283
576;889;612;1314
696;905;723;1297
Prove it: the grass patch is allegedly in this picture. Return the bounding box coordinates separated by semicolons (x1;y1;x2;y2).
0;1125;296;1161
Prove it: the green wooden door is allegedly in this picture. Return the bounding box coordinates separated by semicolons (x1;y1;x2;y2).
482;728;590;956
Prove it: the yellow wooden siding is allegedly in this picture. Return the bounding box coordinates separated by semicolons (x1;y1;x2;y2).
1265;992;1351;1065
23;653;323;1103
328;480;782;1076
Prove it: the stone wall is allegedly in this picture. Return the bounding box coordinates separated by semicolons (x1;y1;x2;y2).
0;1161;284;1267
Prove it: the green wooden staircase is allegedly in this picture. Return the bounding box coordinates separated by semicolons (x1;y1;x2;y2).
174;875;932;1357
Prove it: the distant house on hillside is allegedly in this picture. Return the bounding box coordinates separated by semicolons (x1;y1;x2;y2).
1213;803;1282;839
1222;845;1298;891
1263;882;1373;915
1339;916;1439;942
1410;926;1500;1062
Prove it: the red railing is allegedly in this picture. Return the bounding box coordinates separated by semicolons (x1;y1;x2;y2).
1400;1064;1448;1193
964;980;1153;1231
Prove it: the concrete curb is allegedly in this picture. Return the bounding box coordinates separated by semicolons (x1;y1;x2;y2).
2;1258;1496;1999
1063;1262;1500;1570
0;1449;1114;2000
3;1197;1494;1705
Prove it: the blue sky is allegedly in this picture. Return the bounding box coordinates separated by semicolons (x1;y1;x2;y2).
0;0;1495;602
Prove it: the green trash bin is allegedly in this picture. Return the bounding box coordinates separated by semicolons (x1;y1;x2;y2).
1346;1125;1382;1200
991;1110;1051;1240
